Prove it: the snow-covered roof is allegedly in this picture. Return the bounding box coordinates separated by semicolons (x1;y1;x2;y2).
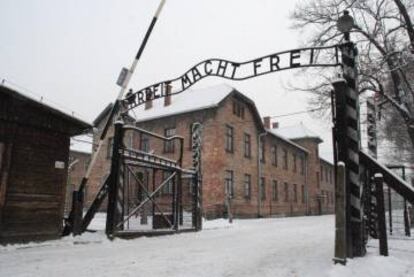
132;84;235;122
273;123;323;143
266;129;309;154
0;84;91;136
320;156;333;165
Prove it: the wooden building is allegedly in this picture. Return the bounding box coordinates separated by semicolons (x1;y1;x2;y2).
0;85;91;244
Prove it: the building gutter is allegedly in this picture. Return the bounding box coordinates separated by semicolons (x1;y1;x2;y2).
257;132;266;217
305;153;310;215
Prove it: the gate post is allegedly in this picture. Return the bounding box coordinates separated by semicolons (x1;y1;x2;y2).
72;190;83;236
106;119;125;238
374;173;388;256
334;162;347;265
191;123;203;231
340;40;365;257
333;40;365;258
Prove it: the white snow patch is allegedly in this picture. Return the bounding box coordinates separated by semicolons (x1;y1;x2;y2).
1;215;413;277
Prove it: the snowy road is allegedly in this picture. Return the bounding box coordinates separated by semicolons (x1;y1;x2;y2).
1;215;413;277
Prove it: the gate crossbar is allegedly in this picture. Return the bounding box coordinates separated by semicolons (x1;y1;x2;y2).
116;165;174;228
117;171;177;227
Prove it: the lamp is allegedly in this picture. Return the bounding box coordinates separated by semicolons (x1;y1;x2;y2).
337;10;354;41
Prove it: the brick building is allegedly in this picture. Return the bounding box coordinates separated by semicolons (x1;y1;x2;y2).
86;84;334;219
65;150;91;213
0;85;91;243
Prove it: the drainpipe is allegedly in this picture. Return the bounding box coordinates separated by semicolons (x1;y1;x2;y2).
257;132;266;217
304;154;310;215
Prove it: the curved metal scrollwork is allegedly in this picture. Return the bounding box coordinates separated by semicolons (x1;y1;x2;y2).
123;44;341;111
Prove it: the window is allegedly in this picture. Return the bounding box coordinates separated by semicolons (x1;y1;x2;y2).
293;153;297;172
140;133;150;152
326;191;330;205
301;185;306;203
284;182;289;202
107;137;113;159
233;101;245;119
260;177;266;200
325;167;329;182
271;145;278;166
329;170;333;184
244;174;251;199
300;156;305;175
189;123;194;148
283;148;288;170
260;139;265;163
272;180;278;201
127;133;133;148
162;171;173;194
188;179;193;195
293;184;298;202
317;172;320;188
225;125;234;153
320;165;324;181
164;127;176;153
225;170;234;198
244;133;251;158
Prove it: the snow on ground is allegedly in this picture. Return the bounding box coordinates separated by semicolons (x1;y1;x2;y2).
1;215;413;277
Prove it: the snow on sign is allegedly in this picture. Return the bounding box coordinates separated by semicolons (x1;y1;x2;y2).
123;44;340;110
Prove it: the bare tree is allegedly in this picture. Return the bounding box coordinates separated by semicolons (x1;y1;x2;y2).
290;0;414;149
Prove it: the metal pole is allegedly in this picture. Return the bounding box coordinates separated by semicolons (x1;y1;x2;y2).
402;167;411;236
388;186;393;235
191;123;203;230
76;0;166;207
339;39;365;257
106;120;125;238
332;80;354;257
257;133;266;217
374;173;388;256
334;162;347;265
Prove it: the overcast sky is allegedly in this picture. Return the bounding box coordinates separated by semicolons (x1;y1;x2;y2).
0;0;335;161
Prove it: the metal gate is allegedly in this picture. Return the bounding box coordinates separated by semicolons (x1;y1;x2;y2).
105;120;202;238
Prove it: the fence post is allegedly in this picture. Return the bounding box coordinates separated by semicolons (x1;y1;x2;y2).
334;162;347;265
404;201;411;237
388;186;393;235
72;190;83;236
374;173;388;256
191;123;203;231
106;119;125;238
401;166;411;237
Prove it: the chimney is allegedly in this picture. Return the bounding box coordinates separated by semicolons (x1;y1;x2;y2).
263;116;271;129
272;122;279;129
164;83;172;107
145;90;152;110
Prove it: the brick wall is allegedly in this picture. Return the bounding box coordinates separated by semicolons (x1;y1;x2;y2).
65;150;91;213
86;91;335;220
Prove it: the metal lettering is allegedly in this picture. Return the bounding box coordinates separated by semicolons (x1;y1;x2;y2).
124;45;342;110
269;54;280;71
204;60;213;75
181;73;193;90
230;63;239;78
253;58;263;76
216;60;228;76
191;67;203;82
152;84;161;99
290;50;301;68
